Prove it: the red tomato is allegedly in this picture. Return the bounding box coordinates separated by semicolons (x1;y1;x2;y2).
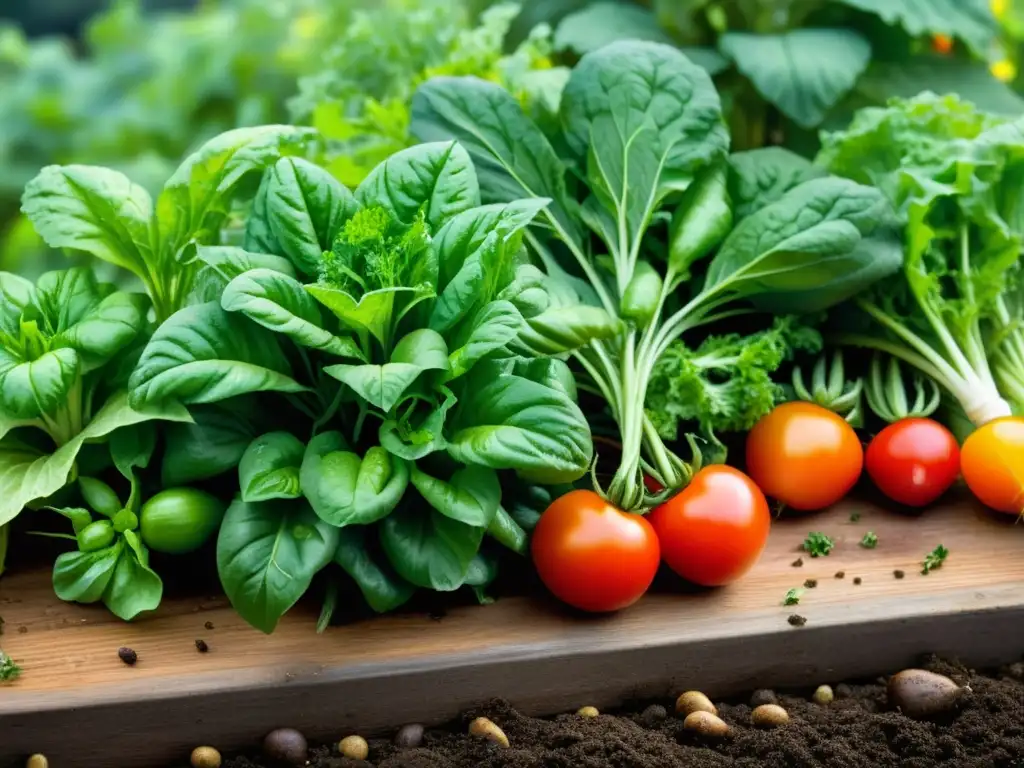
865;418;960;507
746;401;864;511
531;489;660;612
643;474;664;493
648;465;770;587
961;417;1024;515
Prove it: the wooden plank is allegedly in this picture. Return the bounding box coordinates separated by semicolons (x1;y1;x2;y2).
1;494;1022;768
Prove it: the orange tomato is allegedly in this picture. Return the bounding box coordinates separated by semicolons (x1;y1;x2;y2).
531;490;660;612
961;417;1024;515
648;465;770;587
745;402;864;511
932;34;954;55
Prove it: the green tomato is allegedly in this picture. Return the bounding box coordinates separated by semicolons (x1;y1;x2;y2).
140;489;226;555
77;520;116;553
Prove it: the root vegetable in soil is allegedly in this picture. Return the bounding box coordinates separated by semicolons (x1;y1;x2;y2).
166;657;1023;768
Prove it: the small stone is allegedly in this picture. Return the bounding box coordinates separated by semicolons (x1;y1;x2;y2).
26;755;48;768
788;614;807;627
750;689;777;708
835;683;853;699
894;570;905;579
834;571;845;579
338;735;369;761
752;704;790;728
803;579;817;588
1007;662;1024;680
263;728;308;766
682;711;729;738
641;704;668;724
675;690;716;717
190;746;221;768
394;723;424;749
118;647;137;665
195;639;209;653
813;685;834;705
853;577;862;585
469;717;509;748
577;706;599;717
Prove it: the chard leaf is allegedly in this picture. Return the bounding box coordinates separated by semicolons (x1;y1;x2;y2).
221;268;364;359
128;302;306;408
300;433;408;527
0;391;191;526
355;142;480;231
560;41;729;263
216;497;338;634
21;165;153;281
704;177;903;313
411;77;582;247
379;502;484;592
155;126;315;259
835;0;997;55
727;148;827;221
410;464;501;528
324;328;448;412
448;373;592;483
266;157;357;277
718;29;871;129
239;432;305;502
333;526;416;613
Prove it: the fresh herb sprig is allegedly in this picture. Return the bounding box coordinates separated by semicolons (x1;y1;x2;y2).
803;532;835;558
922;545;949;574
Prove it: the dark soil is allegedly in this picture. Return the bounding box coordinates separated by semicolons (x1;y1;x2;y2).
196;656;1024;768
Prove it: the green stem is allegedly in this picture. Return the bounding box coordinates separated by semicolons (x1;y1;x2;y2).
855;299;966;386
311;383;346;437
525;231;617;318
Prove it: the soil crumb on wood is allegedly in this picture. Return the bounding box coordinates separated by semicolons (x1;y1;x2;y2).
202;658;1024;768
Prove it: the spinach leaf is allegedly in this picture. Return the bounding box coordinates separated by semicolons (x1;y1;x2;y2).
300;432;409;527
727;148;827;221
128;302;307;407
718;30;871;129
265;157;357;278
379;502;484;591
161;399;265;485
216;497;338;634
447;373;592;484
332;526;416;613
409;464;501;528
239;432;305;502
703;177;903;313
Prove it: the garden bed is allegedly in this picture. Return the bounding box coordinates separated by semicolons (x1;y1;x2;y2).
2;493;1022;768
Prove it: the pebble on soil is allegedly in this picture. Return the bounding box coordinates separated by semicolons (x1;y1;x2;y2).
190;657;1024;768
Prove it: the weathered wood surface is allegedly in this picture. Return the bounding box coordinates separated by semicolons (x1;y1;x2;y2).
1;494;1022;767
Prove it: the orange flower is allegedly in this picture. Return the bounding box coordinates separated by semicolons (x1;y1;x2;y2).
932;34;954;55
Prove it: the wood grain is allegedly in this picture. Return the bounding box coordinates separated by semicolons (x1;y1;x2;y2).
1;494;1022;767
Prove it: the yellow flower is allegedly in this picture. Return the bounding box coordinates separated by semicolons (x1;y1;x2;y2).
992;0;1008;19
991;58;1017;82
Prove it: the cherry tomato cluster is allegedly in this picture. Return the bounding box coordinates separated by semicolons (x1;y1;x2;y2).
745;402;1024;515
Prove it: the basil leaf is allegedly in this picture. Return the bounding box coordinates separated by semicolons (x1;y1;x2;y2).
409;464;500;528
239;432;305;502
0;347;80;420
379;503;484;592
447;300;523;380
324;328;449;412
102;531;163;621
216;497;338;634
53;542;122;604
333;526;416;613
300;434;409;527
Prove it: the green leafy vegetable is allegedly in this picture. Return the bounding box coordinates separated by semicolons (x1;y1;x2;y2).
860;531;878;549
803;532;835;557
921;543;949;574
